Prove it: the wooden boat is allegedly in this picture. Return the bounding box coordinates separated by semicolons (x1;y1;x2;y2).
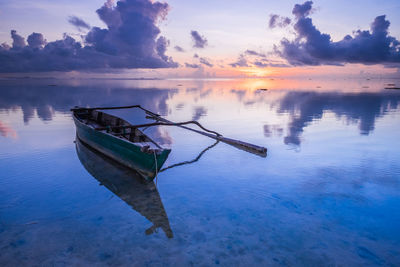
72;107;171;181
75;138;173;238
72;104;266;181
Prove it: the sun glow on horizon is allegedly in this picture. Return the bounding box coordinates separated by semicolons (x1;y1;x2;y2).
239;67;273;77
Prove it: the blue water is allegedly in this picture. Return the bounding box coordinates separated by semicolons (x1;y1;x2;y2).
1;78;400;266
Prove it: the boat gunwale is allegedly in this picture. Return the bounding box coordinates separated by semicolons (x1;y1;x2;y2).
72;110;169;152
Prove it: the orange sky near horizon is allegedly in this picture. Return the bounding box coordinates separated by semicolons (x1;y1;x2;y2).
145;63;400;79
0;62;397;79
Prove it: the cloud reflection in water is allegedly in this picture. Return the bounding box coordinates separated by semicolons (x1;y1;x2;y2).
274;91;400;145
1;79;400;148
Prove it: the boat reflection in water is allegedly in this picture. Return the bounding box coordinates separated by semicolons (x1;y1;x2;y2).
75;137;173;238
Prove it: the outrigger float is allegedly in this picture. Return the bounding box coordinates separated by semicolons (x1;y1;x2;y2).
71;105;267;181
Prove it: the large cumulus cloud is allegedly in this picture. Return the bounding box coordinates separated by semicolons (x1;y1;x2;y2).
0;0;177;72
275;1;400;66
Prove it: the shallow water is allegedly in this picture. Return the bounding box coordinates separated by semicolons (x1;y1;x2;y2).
1;78;400;266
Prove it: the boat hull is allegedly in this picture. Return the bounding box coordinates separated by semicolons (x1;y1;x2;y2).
73;115;170;181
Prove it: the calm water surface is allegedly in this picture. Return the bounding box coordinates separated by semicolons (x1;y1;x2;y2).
1;78;400;266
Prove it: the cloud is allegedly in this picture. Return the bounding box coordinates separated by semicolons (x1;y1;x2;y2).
185;63;200;68
253;61;268;68
68;16;91;31
156;36;174;63
269;14;279;28
244;49;266;57
268;14;291;29
229;54;249;67
191;30;208;48
292;1;313;18
11;30;25;48
275;1;400;66
230;50;289;68
0;0;177;73
252;60;289;68
27;33;46;49
199;57;213;67
174;45;185;52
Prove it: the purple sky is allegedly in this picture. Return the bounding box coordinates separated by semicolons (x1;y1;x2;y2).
0;0;399;77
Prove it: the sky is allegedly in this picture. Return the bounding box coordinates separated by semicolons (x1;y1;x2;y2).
0;0;400;78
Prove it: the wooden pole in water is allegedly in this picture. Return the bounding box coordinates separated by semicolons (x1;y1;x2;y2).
145;114;267;158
